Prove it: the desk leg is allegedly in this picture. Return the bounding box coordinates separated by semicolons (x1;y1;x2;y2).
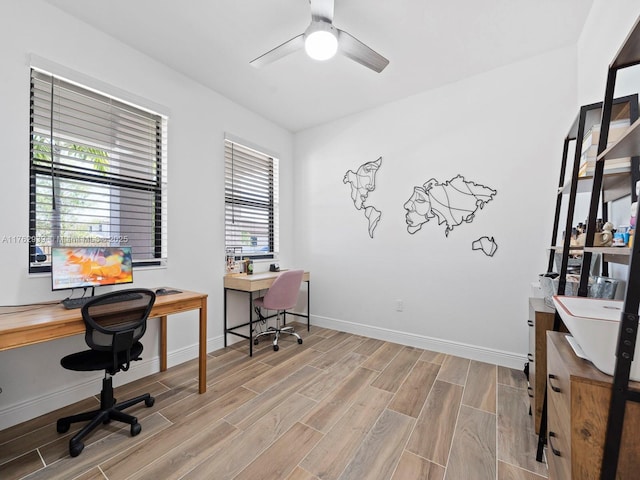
160;315;168;372
223;288;228;348
199;299;207;394
307;280;311;331
249;291;254;357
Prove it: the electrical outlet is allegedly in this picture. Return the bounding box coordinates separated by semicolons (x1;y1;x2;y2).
396;300;403;312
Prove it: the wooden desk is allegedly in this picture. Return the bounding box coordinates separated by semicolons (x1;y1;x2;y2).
0;289;209;394
223;271;310;356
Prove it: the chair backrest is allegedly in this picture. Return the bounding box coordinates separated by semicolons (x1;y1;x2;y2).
81;289;155;356
261;270;304;311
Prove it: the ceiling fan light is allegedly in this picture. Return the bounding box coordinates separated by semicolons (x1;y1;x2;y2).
304;30;338;61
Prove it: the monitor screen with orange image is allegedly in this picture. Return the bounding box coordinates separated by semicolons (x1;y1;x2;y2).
51;246;133;291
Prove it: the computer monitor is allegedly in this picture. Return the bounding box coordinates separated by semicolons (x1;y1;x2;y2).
51;246;134;291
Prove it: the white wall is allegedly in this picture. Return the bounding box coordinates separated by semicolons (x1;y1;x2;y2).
293;47;578;366
577;0;640;105
0;1;294;429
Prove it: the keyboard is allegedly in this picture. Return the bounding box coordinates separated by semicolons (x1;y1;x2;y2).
61;292;143;310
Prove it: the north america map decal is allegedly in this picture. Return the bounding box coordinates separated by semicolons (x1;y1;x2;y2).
343;157;382;238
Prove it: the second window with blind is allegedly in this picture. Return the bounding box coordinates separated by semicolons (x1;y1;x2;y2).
224;138;279;260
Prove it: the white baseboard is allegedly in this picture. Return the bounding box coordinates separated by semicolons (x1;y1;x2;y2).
0;361;160;431
0;335;225;431
310;315;527;370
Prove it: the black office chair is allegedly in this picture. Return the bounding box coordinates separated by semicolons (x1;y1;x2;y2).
56;288;156;457
253;269;304;351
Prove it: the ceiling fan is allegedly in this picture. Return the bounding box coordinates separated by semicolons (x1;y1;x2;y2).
250;0;389;73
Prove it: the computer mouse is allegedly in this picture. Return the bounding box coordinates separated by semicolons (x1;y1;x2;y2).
155;288;168;295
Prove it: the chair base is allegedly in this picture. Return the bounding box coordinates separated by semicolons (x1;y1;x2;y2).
254;323;303;351
56;375;154;457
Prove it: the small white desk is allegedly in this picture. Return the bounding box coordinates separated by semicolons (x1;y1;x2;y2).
223;271;310;356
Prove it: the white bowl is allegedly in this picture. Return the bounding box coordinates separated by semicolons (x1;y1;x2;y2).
552;295;640;381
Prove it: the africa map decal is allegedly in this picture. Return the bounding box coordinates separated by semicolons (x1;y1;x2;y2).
403;174;497;237
343;157;382;238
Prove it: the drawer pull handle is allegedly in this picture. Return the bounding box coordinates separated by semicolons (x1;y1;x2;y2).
548;374;561;393
527;386;534;398
528;353;534;362
549;431;562;457
528;320;534;327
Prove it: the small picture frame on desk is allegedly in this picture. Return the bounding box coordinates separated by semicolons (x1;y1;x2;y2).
225;247;242;273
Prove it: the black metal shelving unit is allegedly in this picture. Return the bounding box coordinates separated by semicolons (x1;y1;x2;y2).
580;16;640;480
546;101;624;285
535;94;640;464
533;15;640;477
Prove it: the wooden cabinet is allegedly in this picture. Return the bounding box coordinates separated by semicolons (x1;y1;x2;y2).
527;298;557;434
546;331;640;479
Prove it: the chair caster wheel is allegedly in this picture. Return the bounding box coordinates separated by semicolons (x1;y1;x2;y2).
273;344;279;351
57;420;70;433
297;338;303;344
254;338;259;345
69;441;84;457
131;422;142;436
145;397;155;408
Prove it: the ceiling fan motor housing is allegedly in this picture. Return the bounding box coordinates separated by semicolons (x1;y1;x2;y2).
304;21;339;61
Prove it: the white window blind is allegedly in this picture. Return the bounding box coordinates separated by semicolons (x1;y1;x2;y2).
224;138;279;258
29;69;168;272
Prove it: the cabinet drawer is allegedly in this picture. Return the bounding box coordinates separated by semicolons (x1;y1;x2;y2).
527;314;535;417
547;334;570;421
547;331;640;479
529;298;557;434
547;332;571;479
547;393;571;480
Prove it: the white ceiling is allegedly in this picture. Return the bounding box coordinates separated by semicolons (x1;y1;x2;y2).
43;0;593;132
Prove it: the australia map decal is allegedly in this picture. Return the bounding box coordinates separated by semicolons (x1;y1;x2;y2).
343;157;382;238
403;174;497;237
472;236;498;257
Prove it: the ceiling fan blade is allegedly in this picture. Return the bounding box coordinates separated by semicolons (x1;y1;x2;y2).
309;0;334;23
250;34;305;68
338;29;389;73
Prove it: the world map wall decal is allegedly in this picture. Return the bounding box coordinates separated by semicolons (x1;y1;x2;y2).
343;157;382;238
403;174;497;237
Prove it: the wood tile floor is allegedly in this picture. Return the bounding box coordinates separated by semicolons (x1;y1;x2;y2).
0;324;548;480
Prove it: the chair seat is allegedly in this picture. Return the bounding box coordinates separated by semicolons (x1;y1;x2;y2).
61;342;143;372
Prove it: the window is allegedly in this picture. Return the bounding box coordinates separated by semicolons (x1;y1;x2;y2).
29;69;168;273
224;138;279;259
